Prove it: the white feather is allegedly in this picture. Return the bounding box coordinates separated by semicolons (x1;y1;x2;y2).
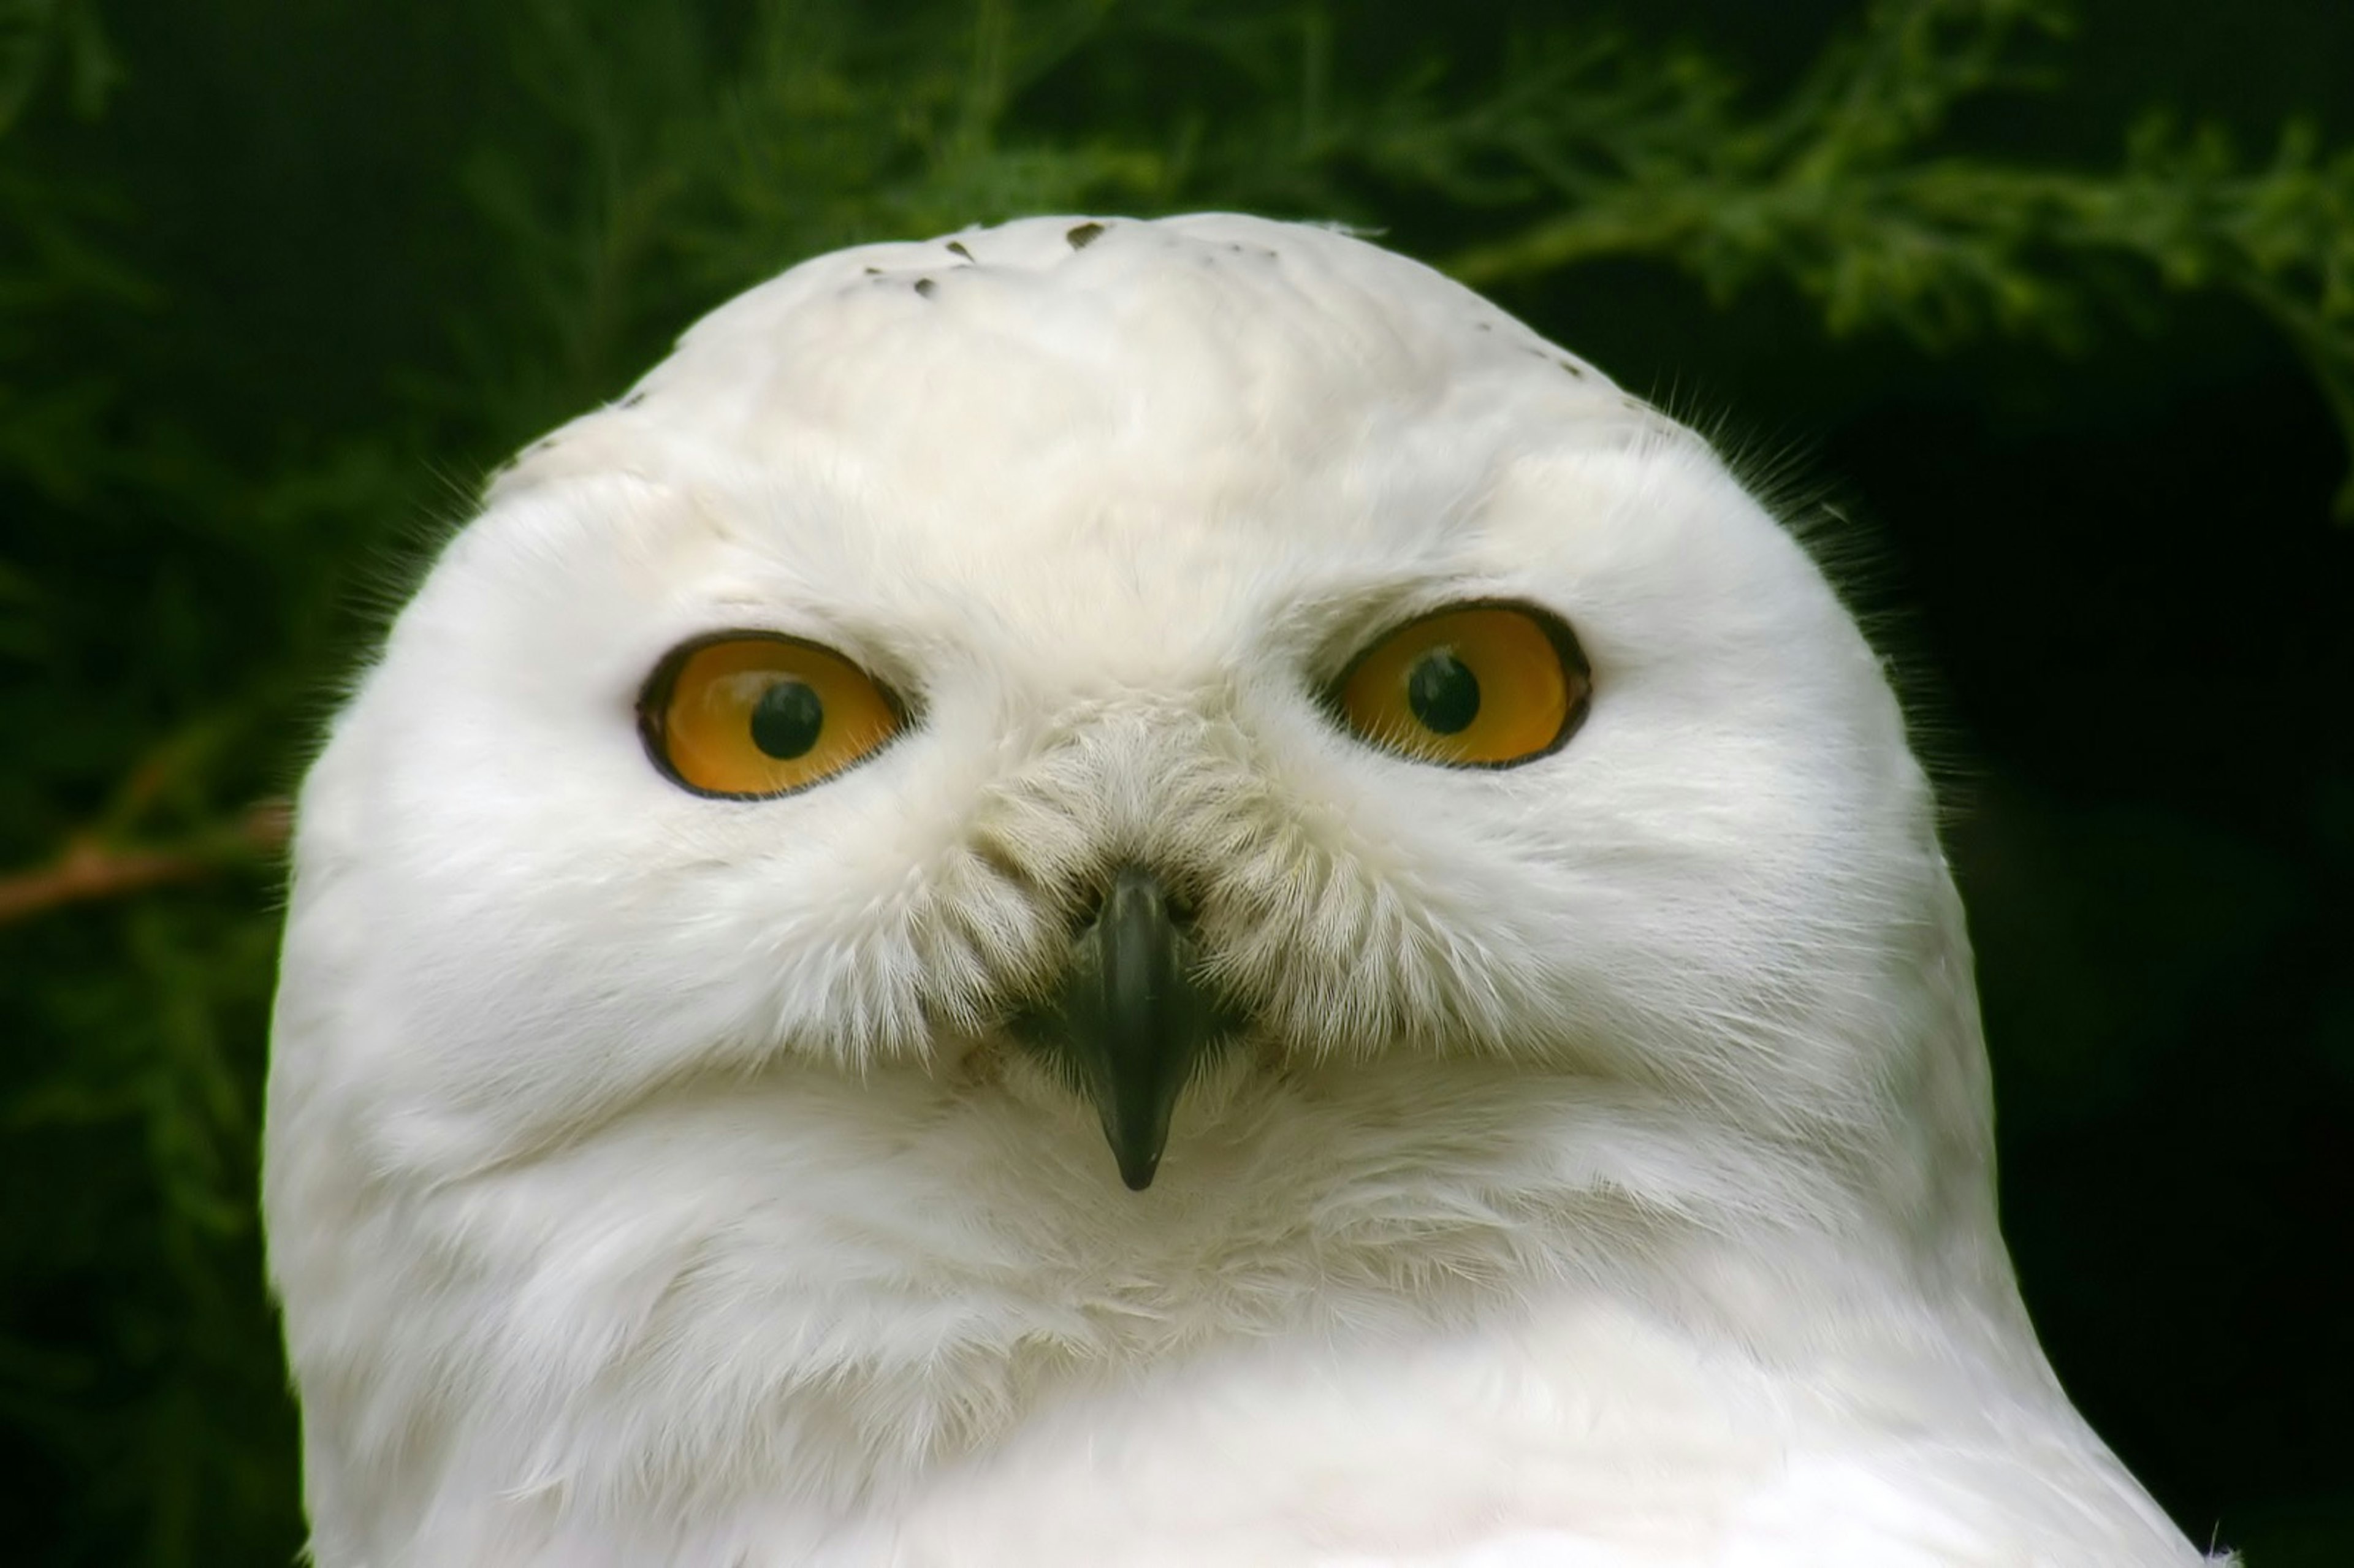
264;214;2217;1565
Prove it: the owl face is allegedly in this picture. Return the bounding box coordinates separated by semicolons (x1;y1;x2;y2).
265;218;2016;1542
272;212;1968;1261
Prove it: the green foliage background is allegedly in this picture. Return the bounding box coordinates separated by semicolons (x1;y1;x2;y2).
2;1;2349;1562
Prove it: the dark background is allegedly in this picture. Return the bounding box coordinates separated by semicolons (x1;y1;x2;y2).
2;2;2348;1562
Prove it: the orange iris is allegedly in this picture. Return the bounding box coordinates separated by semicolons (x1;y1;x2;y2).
1336;603;1587;767
641;634;903;797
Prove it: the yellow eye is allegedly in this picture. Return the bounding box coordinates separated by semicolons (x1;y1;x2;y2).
639;634;904;798
1335;603;1589;767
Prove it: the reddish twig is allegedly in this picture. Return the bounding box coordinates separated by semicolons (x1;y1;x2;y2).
0;801;291;927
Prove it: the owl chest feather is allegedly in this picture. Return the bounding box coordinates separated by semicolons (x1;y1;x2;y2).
276;1065;2195;1567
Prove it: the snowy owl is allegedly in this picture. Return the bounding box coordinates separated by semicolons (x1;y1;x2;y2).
264;214;2217;1566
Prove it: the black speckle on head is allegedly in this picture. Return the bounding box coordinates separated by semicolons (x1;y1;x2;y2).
1475;322;1493;332
913;277;937;299
618;390;647;408
946;240;973;261
1067;221;1105;250
863;266;882;276
1558;359;1585;378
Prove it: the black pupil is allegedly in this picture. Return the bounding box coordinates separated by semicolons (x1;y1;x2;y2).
1406;649;1480;734
749;679;825;758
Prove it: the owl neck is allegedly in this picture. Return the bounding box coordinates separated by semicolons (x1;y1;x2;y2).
452;1045;2028;1515
282;965;2045;1555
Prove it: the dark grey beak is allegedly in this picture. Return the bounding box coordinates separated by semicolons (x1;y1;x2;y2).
1019;866;1234;1190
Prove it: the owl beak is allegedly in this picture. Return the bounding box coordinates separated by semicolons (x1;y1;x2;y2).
1024;865;1233;1192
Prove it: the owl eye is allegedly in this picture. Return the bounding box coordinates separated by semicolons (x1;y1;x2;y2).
1333;602;1590;767
639;634;904;798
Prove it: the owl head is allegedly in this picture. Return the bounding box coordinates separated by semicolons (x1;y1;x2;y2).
264;215;2015;1540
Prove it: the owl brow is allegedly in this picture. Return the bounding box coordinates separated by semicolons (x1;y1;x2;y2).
660;611;931;706
1292;579;1525;677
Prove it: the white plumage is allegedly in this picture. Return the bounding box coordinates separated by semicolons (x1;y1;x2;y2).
264;213;2212;1566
